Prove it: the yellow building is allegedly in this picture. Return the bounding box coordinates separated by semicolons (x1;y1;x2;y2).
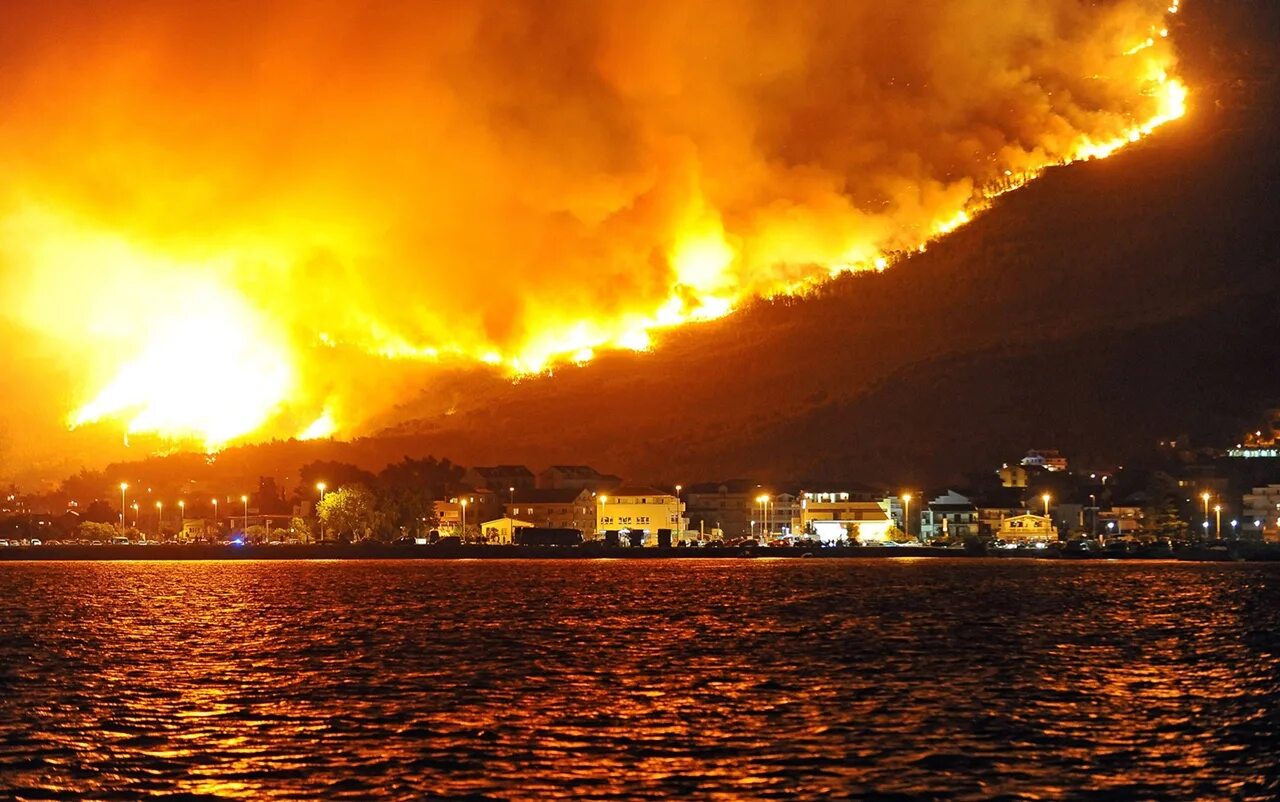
597;486;683;546
480;517;534;545
997;514;1057;544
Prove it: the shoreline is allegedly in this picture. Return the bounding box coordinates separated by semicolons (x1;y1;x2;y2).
2;543;1278;562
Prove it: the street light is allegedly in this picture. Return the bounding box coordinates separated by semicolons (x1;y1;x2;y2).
902;493;912;540
241;495;249;538
1089;493;1097;538
131;502;139;528
119;482;129;534
1214;504;1222;539
675;485;682;539
509;486;515;505
1202;492;1211;530
1042;493;1051;518
178;500;185;541
155;501;163;541
460;498;468;539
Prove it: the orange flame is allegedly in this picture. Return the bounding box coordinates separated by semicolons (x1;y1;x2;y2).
0;0;1190;450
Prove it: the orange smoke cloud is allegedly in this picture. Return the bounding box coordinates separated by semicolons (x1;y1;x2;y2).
0;0;1186;454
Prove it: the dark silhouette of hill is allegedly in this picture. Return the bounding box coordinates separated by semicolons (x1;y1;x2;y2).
58;0;1280;493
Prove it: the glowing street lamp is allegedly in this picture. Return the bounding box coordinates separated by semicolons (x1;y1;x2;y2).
242;495;249;536
902;493;912;539
1214;504;1222;539
1201;492;1211;529
119;482;129;534
178;500;185;541
509;486;515;505
155;501;163;541
675;484;683;538
1041;493;1051;518
131;502;139;528
460;498;468;538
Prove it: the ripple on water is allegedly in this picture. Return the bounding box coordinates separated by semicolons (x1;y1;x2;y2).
0;559;1278;799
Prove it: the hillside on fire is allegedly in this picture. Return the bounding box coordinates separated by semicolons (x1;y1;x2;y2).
3;0;1278;490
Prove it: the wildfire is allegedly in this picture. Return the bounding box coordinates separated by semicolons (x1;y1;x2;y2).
0;0;1190;451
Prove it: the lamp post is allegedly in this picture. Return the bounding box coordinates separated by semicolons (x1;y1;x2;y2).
242;495;249;540
1202;492;1211;534
1214;504;1222;539
509;486;515;506
675;484;682;541
1089;494;1097;539
212;498;219;542
902;493;912;541
460;498;468;541
155;501;163;542
1042;493;1051;518
118;482;128;535
131;502;138;529
178;500;185;542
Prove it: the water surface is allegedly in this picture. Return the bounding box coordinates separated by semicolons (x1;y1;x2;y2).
1;559;1277;799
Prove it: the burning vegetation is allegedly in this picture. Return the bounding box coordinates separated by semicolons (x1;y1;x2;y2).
0;0;1186;451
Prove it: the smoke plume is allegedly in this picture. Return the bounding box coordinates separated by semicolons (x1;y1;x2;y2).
0;0;1184;460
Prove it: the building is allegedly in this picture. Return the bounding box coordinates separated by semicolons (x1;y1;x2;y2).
683;480;758;538
997;514;1057;544
480;517;534;545
1020;450;1068;472
435;489;501;534
597;486;683;546
506;488;596;532
181;517;216;541
920;490;979;540
998;464;1030;488
537;465;621;492
1242;484;1280;541
462;466;536;493
974;488;1028;537
797;495;894;543
1098;505;1145;537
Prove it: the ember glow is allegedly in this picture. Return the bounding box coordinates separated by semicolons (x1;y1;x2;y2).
0;0;1187;450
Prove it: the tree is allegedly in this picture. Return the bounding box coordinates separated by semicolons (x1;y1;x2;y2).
317;484;375;542
77;521;117;541
84;499;117;524
1149;497;1188;544
290;516;313;543
884;524;918;544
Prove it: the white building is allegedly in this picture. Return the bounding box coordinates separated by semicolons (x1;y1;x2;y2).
1020;449;1068;472
797;495;894;544
921;490;979;540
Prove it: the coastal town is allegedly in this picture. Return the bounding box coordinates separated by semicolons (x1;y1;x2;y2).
6;413;1280;554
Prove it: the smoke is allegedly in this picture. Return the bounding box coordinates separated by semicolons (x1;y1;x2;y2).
0;0;1183;458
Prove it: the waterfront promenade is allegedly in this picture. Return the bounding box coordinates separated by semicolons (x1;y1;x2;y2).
3;542;1279;561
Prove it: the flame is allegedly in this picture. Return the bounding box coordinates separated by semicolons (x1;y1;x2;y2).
0;0;1191;452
